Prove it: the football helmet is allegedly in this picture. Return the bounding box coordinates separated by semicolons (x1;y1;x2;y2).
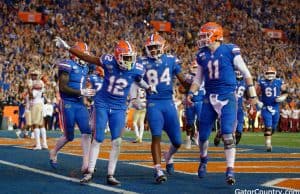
198;22;223;48
114;40;137;70
71;41;89;65
145;33;165;59
265;67;276;80
189;60;198;74
235;70;243;80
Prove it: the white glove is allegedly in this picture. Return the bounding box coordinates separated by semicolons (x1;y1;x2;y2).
147;85;158;94
54;36;70;50
80;88;96;97
256;100;264;110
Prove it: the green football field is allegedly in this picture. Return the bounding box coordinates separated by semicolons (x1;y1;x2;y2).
122;130;300;148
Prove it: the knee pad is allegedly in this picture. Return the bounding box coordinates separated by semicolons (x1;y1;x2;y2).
264;128;272;136
222;134;235;149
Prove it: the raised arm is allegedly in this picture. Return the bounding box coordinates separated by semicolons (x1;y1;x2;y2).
54;36;101;66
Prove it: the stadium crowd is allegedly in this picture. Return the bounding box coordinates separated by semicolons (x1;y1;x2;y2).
0;0;299;132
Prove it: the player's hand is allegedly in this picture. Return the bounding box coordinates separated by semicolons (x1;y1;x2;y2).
186;94;194;107
80;88;96;97
54;36;70;50
147;85;158;94
250;97;263;109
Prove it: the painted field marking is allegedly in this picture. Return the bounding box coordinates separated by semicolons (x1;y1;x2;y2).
262;178;300;191
0;160;137;194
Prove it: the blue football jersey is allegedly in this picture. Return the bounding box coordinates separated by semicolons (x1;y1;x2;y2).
258;78;283;107
57;59;89;102
89;74;103;92
94;54;144;109
185;73;205;102
196;44;240;95
140;54;182;100
236;79;246;108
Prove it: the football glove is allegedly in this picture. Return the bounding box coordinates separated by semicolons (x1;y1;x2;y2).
54;36;70;50
80;88;96;97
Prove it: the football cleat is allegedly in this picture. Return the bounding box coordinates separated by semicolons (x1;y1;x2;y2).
107;175;121;186
198;163;207;178
235;131;242;145
33;146;42;150
225;167;236;185
80;173;93;184
266;146;272;152
49;150;58;169
49;159;58;169
154;170;167;184
214;131;222;146
166;163;174;175
198;157;208;178
185;138;192;149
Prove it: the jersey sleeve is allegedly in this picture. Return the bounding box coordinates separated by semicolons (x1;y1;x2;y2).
231;44;241;57
56;60;72;73
173;57;182;75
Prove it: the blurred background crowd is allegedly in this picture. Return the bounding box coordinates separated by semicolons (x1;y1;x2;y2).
0;0;299;132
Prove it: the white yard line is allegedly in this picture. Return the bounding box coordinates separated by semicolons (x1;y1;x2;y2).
0;160;137;194
262;178;300;191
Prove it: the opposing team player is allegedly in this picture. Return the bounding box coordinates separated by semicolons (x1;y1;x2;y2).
141;33;189;183
49;42;96;174
54;37;156;186
187;22;260;185
214;70;246;146
28;70;48;150
257;67;288;151
130;82;147;143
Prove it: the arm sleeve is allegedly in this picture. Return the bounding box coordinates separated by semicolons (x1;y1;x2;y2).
233;55;251;79
192;65;204;86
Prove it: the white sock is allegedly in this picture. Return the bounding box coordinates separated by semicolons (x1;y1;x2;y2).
133;123;139;138
199;140;209;157
81;134;91;171
154;164;162;171
34;128;41;147
108;138;122;175
265;136;272;147
53;136;68;155
40;127;47;147
164;145;177;164
225;148;236;168
139;121;144;140
88;139;101;173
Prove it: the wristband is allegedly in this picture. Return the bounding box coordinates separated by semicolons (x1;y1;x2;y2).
248;85;257;98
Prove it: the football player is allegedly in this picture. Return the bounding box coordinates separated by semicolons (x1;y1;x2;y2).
214;70;246;146
54;37;155;186
257;67;288;151
181;60;205;149
49;42;95;175
140;33;189;183
28;70;48;150
130;82;147;143
187;22;261;185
